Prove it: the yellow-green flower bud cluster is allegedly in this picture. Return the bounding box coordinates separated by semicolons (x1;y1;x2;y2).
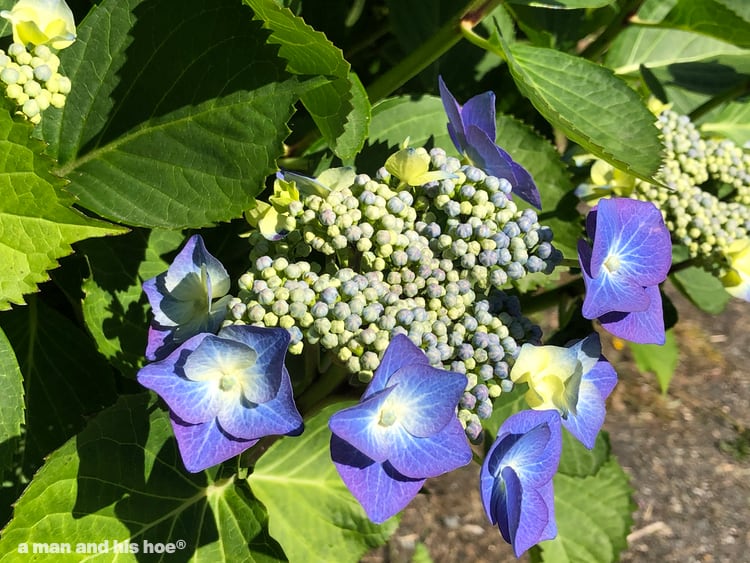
240;146;561;436
0;42;70;124
630;109;750;276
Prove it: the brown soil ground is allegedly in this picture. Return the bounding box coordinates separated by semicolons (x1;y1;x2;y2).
362;285;750;562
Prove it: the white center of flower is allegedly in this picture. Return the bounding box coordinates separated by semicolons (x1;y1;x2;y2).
219;373;237;392
603;254;621;274
378;407;397;427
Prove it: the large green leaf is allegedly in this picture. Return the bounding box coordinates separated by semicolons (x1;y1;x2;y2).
495;116;579;260
635;0;750;49
80;229;184;378
536;457;634;562
244;0;370;161
0;298;117;477
0;393;285;562
496;38;663;183
249;403;398;563
699;101;750;145
629;329;679;394
556;429;610;478
606;27;748;75
0;108;124;311
670;264;731;315
42;0;316;229
368;95;454;151
0;326;23;472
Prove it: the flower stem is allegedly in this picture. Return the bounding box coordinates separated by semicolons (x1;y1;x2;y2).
366;0;504;103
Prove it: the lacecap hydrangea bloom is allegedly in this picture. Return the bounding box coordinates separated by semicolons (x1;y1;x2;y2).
1;0;76;50
510;333;618;449
480;409;562;557
329;334;472;523
137;325;303;473
439;76;541;208
143;234;232;361
578;197;671;344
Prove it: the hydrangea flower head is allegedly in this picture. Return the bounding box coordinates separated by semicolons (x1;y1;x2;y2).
721;239;750;301
329;334;472;523
1;0;76;49
480;409;562;557
510;333;618;448
137;325;303;472
438;76;541;208
143;235;232;361
578;197;671;344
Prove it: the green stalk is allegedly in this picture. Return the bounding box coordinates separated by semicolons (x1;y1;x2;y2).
366;0;504;103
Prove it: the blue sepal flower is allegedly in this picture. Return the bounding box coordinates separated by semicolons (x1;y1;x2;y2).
143;235;231;361
510;333;618;449
438;76;541;208
480;409;562;557
329;334;471;523
137;325;303;473
578;197;671;344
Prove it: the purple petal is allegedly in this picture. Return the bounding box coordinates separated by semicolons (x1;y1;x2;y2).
486;410;562;487
217;364;303;440
580;250;651;319
438;76;467;153
465;125;515;179
165;235;230;298
170;414;258;473
364;334;430;399
509;475;556;557
386;417;471;479
461;91;497;143
328;387;397;463
388;364;466;437
138;333;222;424
510;161;542;209
589;198;671;286
330;434;424;523
560;380;606;449
599;285;666;344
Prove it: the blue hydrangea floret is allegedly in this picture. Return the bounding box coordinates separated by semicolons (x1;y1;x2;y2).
143;234;232;360
510;333;618;448
480;409;562;557
578;197;671;344
438;76;541;208
137;324;303;473
329;334;472;523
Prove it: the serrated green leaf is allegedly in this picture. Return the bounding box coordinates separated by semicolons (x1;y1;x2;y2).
0;393;285;562
80;229;184;378
42;0;315;229
496;37;663;183
557;429;610;477
606;27;748;75
495;116;579;259
249;403;398;563
700;101;750;145
635;0;750;49
245;0;370;160
0;298;117;476
629;329;679;394
0;109;124;310
669;265;731;314
537;457;634;562
0;326;23;471
368;95;454;151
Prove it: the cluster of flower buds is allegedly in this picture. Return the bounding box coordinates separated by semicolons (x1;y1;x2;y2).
236;146;562;438
0;0;76;124
0;42;70;124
